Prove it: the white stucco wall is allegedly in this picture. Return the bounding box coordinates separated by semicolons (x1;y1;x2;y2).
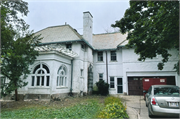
93;49;123;94
71;43;93;94
122;48;179;94
92;48;179;95
18;51;72;95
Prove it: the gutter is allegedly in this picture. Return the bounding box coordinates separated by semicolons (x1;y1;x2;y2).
94;48;117;51
70;59;73;96
106;51;108;83
38;39;94;50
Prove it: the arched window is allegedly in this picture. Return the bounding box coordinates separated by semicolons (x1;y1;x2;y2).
57;65;67;87
31;63;50;87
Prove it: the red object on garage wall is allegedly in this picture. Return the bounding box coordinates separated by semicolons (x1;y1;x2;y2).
143;78;167;100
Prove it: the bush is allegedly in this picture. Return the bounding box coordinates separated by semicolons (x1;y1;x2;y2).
97;96;129;118
104;96;123;105
96;80;109;96
92;84;98;94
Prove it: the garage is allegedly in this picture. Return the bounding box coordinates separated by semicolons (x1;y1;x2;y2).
128;76;176;95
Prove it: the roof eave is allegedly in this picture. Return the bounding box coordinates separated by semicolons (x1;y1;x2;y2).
94;48;117;51
38;39;94;50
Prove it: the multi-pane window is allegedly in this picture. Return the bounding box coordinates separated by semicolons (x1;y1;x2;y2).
57;65;67;87
97;51;103;61
99;73;103;81
66;44;72;51
32;64;50;87
110;77;115;88
111;51;116;61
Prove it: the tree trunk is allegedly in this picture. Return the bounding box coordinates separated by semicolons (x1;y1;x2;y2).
15;81;18;101
15;89;18;101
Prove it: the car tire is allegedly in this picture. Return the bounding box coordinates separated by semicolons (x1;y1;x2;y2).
145;97;148;107
148;105;154;118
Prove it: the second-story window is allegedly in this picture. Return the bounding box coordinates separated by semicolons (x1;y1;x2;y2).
66;44;72;51
111;51;116;61
97;51;103;61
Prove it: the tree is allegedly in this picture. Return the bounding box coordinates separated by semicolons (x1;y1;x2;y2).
112;1;179;73
1;0;41;101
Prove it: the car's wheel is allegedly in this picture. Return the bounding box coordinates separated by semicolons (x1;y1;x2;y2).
148;105;154;118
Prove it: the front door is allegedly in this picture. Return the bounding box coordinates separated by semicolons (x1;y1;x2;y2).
117;78;123;93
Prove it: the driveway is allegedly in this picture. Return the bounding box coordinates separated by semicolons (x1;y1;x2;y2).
114;95;151;119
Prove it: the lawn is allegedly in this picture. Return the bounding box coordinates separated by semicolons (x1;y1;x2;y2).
0;95;128;118
1;96;105;118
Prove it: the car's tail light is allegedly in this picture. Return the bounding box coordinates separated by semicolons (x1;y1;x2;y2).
151;97;158;105
152;98;156;105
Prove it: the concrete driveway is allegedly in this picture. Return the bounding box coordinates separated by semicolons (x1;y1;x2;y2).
116;95;180;119
114;95;151;119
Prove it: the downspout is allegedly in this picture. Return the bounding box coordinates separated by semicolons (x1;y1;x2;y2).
106;51;108;83
70;59;73;96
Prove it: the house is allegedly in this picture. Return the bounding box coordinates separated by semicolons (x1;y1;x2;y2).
2;11;179;99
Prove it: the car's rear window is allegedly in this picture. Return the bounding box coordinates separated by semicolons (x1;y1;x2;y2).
154;87;179;96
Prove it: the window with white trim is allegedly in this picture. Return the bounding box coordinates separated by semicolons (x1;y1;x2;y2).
31;64;50;87
57;65;67;87
66;44;72;51
81;44;86;51
99;73;103;81
110;77;115;88
97;51;103;61
111;51;116;61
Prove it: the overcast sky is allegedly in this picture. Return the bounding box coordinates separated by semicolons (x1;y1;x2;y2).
24;0;130;35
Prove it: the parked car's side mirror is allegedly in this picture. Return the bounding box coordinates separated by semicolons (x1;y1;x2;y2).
143;90;147;93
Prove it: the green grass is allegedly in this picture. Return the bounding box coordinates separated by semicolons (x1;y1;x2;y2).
1;99;103;118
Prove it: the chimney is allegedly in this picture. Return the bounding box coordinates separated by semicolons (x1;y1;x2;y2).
83;11;93;46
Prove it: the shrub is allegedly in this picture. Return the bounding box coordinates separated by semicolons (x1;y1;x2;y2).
92;84;98;94
97;96;129;118
104;96;123;105
98;103;129;118
96;80;109;95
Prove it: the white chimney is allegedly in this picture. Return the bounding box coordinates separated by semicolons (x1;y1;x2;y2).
83;11;93;46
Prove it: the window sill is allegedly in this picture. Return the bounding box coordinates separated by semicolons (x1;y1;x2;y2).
110;60;118;62
109;88;116;90
28;87;50;89
96;61;104;63
56;86;68;89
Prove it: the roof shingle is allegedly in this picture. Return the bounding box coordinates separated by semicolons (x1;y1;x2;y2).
92;32;127;50
35;25;83;43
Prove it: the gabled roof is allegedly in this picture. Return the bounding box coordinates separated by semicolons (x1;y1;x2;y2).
118;40;129;47
35;24;128;50
92;32;127;50
35;25;83;44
